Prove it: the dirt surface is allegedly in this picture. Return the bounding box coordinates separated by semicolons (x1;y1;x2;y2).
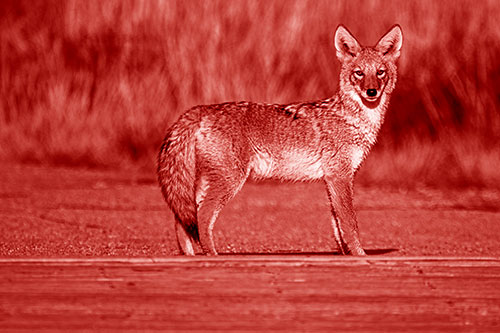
1;164;499;257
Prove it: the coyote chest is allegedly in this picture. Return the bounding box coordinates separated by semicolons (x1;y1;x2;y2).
249;148;324;181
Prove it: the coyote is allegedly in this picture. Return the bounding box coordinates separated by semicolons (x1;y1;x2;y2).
158;24;403;256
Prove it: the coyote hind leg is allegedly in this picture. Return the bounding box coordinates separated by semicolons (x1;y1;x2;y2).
174;216;198;256
196;172;248;255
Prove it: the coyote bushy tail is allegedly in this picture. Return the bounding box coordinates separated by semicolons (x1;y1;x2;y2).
158;24;403;256
157;109;201;250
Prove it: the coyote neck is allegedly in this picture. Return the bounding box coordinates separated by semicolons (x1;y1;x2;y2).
332;90;390;147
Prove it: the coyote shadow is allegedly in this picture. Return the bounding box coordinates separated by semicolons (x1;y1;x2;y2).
219;248;398;256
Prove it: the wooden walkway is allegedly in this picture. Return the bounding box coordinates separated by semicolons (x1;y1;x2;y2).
1;256;500;332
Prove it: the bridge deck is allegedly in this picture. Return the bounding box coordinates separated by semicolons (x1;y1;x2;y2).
1;256;499;332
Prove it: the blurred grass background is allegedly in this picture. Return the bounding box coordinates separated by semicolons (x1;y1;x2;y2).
0;0;499;187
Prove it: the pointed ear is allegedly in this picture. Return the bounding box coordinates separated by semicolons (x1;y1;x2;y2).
375;24;403;59
334;25;362;61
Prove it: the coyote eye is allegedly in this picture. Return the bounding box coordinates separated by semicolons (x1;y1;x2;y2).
377;69;386;77
353;70;364;78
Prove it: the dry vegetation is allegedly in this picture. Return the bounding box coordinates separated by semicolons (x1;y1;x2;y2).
0;0;499;186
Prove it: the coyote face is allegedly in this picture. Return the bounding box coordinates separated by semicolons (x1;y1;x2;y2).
335;25;401;108
158;24;403;256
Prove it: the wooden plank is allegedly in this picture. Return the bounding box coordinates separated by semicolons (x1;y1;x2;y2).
1;257;499;332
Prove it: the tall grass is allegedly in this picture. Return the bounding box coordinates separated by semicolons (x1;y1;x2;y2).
1;0;499;186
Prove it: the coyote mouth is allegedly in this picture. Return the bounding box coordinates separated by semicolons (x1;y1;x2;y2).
360;95;382;108
363;95;380;104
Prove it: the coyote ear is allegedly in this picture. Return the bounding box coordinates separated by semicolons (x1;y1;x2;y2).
334;25;362;60
375;24;403;59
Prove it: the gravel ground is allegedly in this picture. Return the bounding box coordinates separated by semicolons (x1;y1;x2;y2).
1;164;499;257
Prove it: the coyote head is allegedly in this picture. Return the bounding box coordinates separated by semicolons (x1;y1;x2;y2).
334;25;403;108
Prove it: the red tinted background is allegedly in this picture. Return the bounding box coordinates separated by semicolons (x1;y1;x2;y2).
1;0;499;186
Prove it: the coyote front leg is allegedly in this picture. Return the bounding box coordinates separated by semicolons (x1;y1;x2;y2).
324;175;366;256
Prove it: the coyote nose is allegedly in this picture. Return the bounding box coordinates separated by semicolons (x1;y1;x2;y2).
366;89;377;97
